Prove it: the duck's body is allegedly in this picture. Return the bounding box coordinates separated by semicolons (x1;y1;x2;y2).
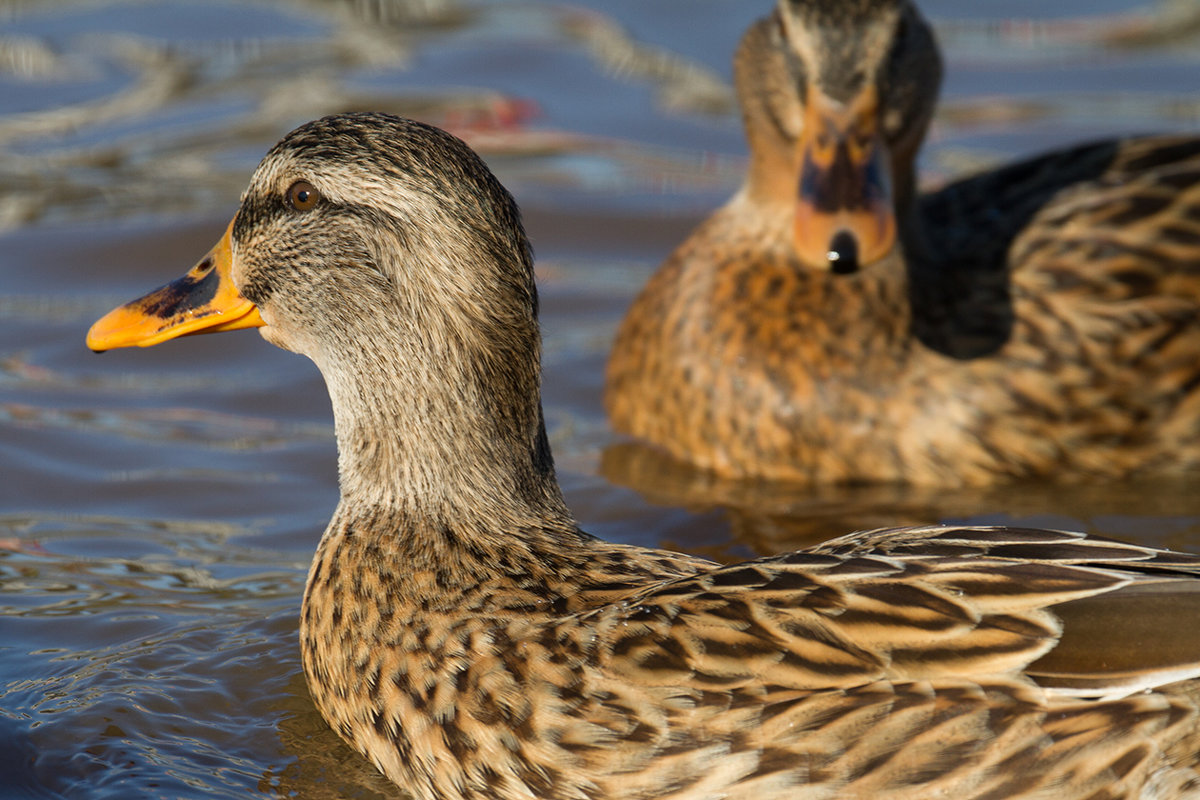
307;512;1200;800
89;112;1200;799
606;1;1200;486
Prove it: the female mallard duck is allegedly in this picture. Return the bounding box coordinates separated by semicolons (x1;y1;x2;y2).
605;0;1200;486
89;112;1200;799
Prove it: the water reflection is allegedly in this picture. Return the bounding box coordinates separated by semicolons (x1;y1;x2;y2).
0;0;740;229
268;672;411;799
602;440;1200;554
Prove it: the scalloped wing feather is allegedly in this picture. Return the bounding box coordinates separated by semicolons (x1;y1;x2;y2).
595;526;1200;696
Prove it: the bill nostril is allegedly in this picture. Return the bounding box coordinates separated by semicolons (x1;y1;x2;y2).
827;230;859;274
192;256;215;277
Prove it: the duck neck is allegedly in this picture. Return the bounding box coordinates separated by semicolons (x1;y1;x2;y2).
317;325;575;541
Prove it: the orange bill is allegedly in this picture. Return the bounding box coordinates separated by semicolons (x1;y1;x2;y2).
86;217;264;352
794;84;896;272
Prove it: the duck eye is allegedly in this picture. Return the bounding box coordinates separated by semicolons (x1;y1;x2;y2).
286;180;320;212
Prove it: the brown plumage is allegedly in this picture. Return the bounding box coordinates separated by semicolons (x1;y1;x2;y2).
606;0;1200;486
88;112;1200;799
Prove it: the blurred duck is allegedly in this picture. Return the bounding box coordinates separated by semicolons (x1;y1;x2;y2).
90;112;1200;799
606;0;1200;486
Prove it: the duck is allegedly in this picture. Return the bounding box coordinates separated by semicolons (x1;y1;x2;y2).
605;0;1200;486
88;112;1200;799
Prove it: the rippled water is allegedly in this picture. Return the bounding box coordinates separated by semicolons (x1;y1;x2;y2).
2;1;1199;797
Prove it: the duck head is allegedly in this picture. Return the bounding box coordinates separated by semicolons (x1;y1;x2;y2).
88;113;560;515
736;0;942;273
90;113;536;361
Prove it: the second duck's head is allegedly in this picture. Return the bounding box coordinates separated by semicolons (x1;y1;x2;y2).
735;0;942;274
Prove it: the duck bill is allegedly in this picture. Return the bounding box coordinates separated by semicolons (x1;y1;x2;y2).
86;217;264;352
794;85;896;272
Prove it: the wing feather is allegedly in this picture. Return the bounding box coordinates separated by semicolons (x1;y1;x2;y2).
599;526;1200;696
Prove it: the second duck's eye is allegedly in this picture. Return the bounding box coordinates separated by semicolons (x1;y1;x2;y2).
286;180;320;212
